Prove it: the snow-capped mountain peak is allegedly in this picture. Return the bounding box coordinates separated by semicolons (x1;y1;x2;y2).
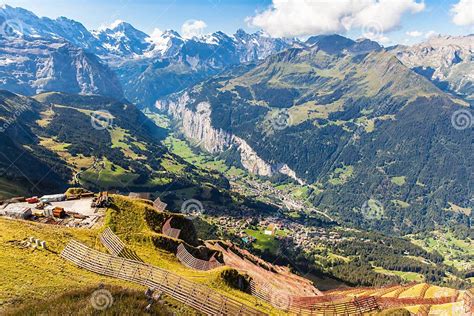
0;5;43;38
144;29;185;58
198;31;234;45
0;5;300;105
101;19;126;30
232;28;293;62
161;29;181;38
91;21;151;57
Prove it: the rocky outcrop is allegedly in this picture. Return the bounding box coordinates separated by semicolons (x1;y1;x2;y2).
276;163;305;185
390;35;474;100
157;93;232;153
232;136;273;177
156;93;304;184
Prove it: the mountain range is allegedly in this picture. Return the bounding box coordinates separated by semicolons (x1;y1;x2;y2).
0;5;472;235
390;35;474;101
0;5;295;106
1;5;472;106
157;34;473;234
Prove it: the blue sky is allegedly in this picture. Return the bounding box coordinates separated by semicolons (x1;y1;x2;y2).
4;0;474;45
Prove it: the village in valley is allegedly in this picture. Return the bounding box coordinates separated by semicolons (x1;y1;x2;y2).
0;173;352;267
209;215;345;252
0;186;344;251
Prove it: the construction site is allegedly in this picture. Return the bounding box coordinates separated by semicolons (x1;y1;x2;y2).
0;190;110;228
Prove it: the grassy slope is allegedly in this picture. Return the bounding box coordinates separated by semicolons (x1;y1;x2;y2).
163;133;241;175
0;178;29;199
0;218;130;310
373;267;424;283
1;194;468;315
4;286;195;316
0;195;276;314
105;196;279;313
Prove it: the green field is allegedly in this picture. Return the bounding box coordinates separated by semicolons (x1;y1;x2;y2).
390;176;406;186
110;127;147;160
328;165;354;185
274;183;310;200
163;134;245;177
409;231;474;271
80;158;138;188
373;266;424;282
245;229;281;254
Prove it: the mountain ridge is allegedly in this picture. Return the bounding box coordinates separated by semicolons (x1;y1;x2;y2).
389;34;474;101
1;5;472;108
156;41;473;234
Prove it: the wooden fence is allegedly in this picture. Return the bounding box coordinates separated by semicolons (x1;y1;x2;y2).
418;283;430;298
288;296;380;315
61;240;266;315
100;227;126;256
176;243;224;271
290;294;350;308
99;228;143;261
464;290;473;314
416;305;431;316
376;295;460;309
249;280;273;302
162;218;181;239
249;280;380;315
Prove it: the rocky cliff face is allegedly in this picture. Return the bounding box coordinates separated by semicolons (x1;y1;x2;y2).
390;35;474;100
156;93;232;153
0;37;124;98
156;93;304;183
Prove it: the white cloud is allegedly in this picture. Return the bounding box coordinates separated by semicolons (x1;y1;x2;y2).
451;0;474;26
148;28;163;42
424;30;439;38
406;30;423;37
98;19;124;31
374;35;391;44
247;0;425;38
181;20;207;38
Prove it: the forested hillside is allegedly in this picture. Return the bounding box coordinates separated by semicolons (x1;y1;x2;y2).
158;38;473;234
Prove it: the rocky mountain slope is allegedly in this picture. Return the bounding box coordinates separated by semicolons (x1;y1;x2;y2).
390;35;474;101
157;35;473;234
91;21;151;58
0;5;294;105
1;6;472;234
0;36;123;98
0;90;264;226
113;29;294;107
0;90;66;195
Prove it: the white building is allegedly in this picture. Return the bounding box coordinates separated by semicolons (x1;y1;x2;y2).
0;205;32;219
